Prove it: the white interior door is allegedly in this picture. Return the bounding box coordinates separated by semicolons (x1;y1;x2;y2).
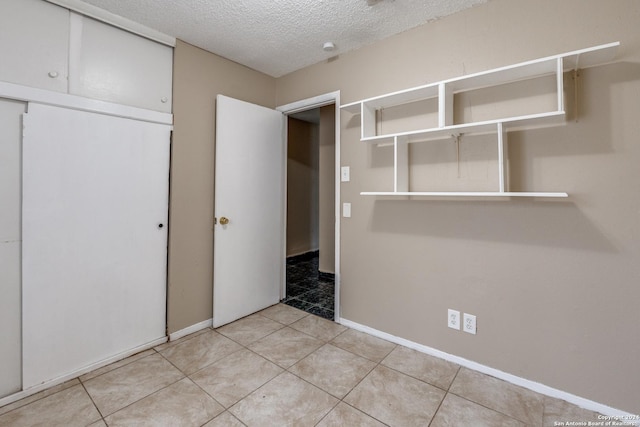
213;95;285;328
22;103;170;388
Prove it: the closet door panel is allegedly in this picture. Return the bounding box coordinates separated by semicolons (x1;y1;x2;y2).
0;98;26;398
70;15;173;113
0;98;24;240
0;0;69;93
22;103;170;388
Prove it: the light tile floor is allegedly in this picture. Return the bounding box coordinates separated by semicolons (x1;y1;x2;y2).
0;304;606;426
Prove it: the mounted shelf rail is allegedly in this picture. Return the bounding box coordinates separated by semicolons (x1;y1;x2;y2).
341;42;619;198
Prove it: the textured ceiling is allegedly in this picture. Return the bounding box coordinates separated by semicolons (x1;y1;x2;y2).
79;0;487;77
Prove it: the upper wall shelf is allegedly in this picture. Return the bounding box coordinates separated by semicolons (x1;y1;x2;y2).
341;42;620;198
341;42;619;115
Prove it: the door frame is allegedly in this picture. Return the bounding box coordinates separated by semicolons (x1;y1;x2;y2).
276;91;341;321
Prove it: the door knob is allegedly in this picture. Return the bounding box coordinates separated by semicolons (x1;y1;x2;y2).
219;217;230;225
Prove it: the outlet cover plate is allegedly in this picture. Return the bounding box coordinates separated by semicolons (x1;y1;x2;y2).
463;313;477;334
448;309;460;330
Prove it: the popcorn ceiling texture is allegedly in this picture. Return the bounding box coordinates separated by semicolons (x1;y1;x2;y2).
80;0;486;77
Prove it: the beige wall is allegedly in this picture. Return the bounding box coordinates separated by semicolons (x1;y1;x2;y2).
287;117;319;256
276;0;640;413
319;105;336;274
168;40;275;333
168;0;639;413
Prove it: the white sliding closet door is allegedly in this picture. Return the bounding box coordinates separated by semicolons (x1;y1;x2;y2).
22;103;170;388
0;98;26;398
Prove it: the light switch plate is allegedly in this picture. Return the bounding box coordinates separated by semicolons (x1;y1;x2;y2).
341;166;350;182
343;202;351;218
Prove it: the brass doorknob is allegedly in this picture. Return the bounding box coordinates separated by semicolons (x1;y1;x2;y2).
219;217;230;225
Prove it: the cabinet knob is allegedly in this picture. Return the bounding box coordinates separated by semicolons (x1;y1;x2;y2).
48;71;59;78
219;217;230;225
161;97;168;103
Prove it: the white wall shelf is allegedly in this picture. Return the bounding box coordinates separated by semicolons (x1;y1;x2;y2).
360;111;566;145
360;192;569;198
342;42;619;198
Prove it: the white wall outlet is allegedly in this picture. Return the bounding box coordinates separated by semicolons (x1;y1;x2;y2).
448;309;460;330
341;166;350;182
463;313;477;335
342;202;351;218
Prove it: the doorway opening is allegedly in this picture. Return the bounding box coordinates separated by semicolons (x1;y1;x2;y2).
283;106;335;319
277;92;340;321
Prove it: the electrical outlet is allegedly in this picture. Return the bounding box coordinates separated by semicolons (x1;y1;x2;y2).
448;309;460;330
463;313;476;335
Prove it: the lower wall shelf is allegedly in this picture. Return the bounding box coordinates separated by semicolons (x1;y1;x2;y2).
360;191;569;198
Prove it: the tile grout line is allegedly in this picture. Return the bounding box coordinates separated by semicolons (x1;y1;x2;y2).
183;375;229;425
448;367;547;425
445;389;531;426
6;304;555;426
378;362;456;394
312;399;342;427
2;304;576;426
80;349;158;383
446;387;534;425
188;346;283;413
0;380;79;417
211;307;360;425
203;310;327;417
338;344;394;426
339;400;392;426
95;374;188;421
78;377;107;424
117;322;536;427
84;346;214;421
318;339;398;424
425;376;451;427
280;353;378;426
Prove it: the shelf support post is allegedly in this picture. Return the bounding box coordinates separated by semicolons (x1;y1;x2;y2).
361;103;376;139
438;83;453;127
394;136;409;192
497;122;507;193
556;57;564;113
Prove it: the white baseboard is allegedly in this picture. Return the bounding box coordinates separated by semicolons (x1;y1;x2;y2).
169;318;213;341
339;318;638;423
0;336;166;409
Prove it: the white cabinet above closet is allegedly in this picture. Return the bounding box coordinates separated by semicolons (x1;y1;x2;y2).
0;0;70;93
341;42;620;198
0;0;174;113
69;14;173;113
